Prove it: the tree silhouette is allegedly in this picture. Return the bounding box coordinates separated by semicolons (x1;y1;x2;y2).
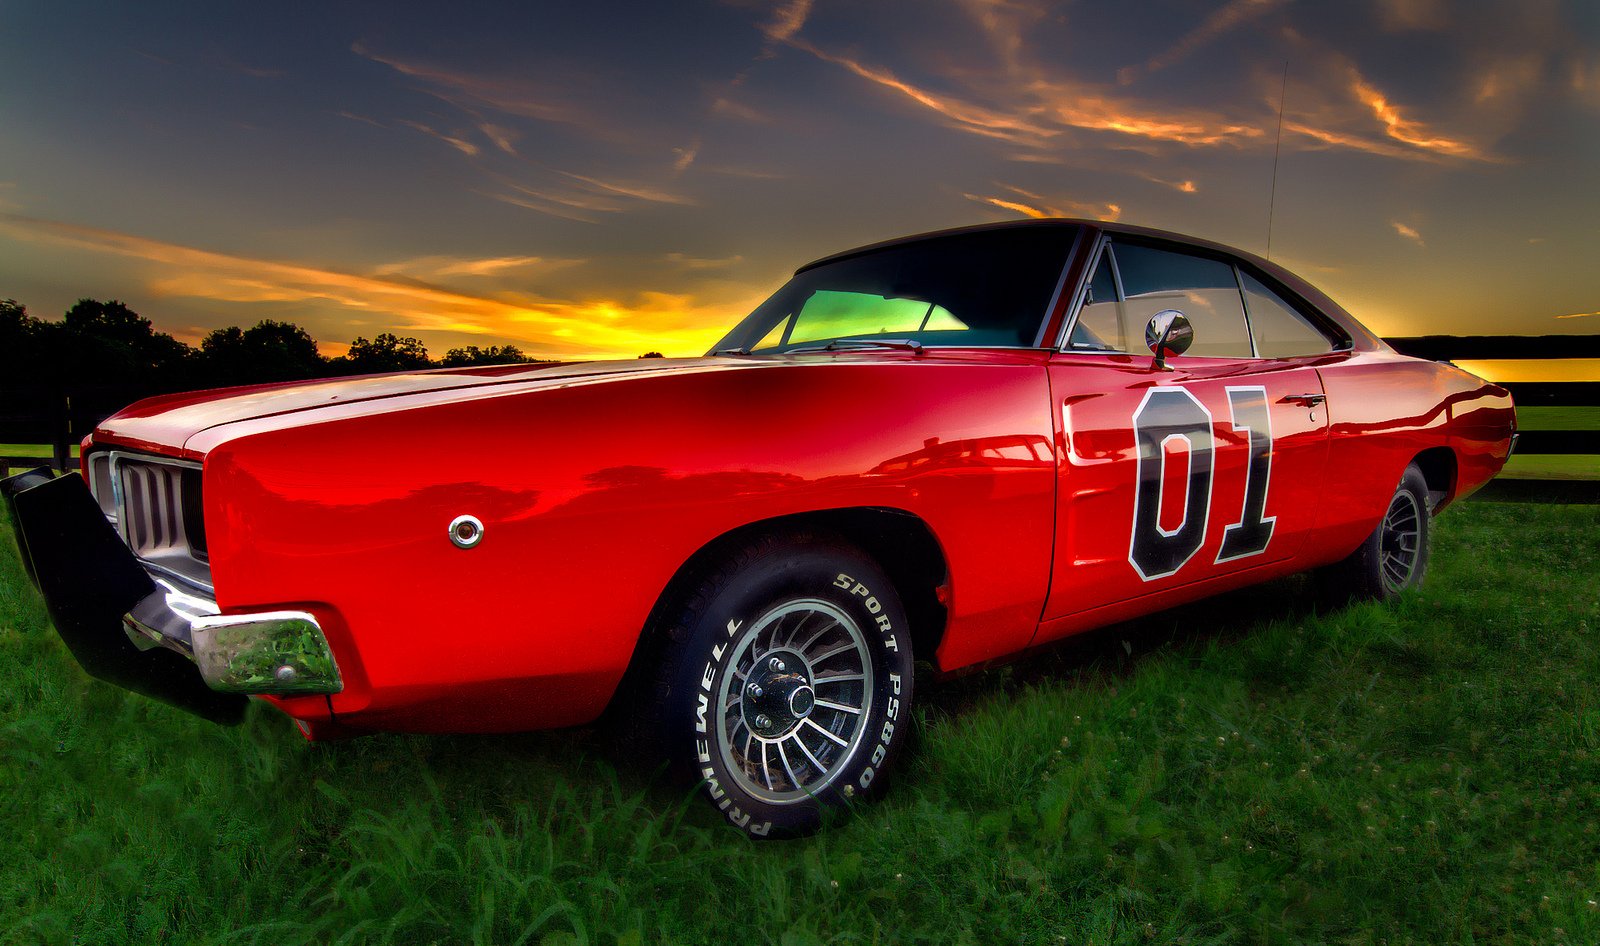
200;320;324;385
440;344;531;367
342;333;431;373
60;298;192;388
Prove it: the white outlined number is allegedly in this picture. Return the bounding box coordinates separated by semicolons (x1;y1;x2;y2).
1129;385;1275;582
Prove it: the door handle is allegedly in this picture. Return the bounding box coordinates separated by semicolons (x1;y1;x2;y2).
1280;393;1325;406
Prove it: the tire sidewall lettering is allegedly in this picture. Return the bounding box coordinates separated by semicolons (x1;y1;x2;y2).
695;565;909;836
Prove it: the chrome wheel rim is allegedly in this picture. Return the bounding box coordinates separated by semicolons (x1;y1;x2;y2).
714;599;874;804
1379;490;1422;591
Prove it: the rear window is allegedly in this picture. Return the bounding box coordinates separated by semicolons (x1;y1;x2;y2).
1240;270;1337;358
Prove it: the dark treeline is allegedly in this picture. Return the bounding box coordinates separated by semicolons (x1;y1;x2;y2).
1;297;550;397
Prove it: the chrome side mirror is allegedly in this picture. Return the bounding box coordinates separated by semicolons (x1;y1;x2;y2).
1145;309;1194;370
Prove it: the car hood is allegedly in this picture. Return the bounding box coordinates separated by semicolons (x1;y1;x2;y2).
93;357;751;457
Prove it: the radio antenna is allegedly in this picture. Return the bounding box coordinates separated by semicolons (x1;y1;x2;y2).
1266;60;1289;260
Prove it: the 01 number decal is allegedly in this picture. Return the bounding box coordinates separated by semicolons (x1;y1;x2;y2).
1129;386;1276;581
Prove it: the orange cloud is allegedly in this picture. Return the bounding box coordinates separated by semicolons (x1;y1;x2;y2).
761;0;813;45
1391;221;1425;245
374;255;586;279
1350;76;1485;159
794;40;1054;144
557;171;696;206
790;37;1261;150
672;141;699;172
0;213;757;358
397;119;480;156
1282;120;1432;161
964;189;1121;222
1555;310;1599;320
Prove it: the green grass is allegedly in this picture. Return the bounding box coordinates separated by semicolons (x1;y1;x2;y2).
0;443;79;460
1517;407;1600;432
1502;455;1600;480
2;503;1598;945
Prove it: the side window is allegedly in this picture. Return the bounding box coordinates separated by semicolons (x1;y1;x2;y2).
1240;270;1336;358
1066;250;1125;351
1111;243;1253;358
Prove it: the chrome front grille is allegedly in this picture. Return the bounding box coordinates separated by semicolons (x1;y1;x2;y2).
121;460;189;555
88;451;213;591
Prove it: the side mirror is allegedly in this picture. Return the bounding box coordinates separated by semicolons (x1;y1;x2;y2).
1145;310;1194;370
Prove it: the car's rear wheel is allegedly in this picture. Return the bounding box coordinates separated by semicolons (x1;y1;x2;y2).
646;533;914;838
1318;463;1432;602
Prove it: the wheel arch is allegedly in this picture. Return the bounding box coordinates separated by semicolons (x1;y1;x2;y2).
1411;446;1458;512
604;506;950;718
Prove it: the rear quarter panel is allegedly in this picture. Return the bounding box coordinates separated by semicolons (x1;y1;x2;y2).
196;354;1057;732
1308;352;1513;565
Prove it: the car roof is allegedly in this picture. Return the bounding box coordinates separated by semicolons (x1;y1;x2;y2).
796;218;1387;352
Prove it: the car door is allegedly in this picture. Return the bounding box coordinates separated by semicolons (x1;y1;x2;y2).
1038;236;1334;630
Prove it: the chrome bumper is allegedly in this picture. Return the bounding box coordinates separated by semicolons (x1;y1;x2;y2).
3;466;340;724
124;579;343;696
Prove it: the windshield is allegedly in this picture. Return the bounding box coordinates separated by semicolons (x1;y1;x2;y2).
711;226;1081;354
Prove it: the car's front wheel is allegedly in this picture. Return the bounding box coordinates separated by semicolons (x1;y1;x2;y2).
649;533;914;838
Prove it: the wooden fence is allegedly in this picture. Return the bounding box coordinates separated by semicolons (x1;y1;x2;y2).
1384;336;1597;503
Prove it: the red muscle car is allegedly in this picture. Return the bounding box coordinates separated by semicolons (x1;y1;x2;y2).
3;220;1515;837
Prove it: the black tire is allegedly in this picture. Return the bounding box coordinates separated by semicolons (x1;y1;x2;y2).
1318;463;1431;603
646;532;914;838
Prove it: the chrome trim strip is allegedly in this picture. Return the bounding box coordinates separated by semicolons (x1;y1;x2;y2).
1032;227;1087;348
94;450;214;593
1054;233;1113;351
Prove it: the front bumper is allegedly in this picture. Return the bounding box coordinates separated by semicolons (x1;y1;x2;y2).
2;468;342;724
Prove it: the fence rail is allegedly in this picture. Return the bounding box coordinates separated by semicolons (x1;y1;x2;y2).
1386;336;1598;504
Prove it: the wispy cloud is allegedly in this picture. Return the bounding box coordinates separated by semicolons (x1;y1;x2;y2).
213;54;284;80
482;169;695;224
793;39;1054;144
1118;0;1284;85
760;0;813;47
477;122;518;155
1350;74;1486;160
0;213;745;357
787;36;1262;150
964;187;1121;221
352;41;584;128
397;119;480;156
711;96;769;123
375;255;586;279
485;185;616;224
1376;0;1447;32
1146;176;1199;193
664;252;743;270
1391;221;1425;245
672;140;700;172
556;171;696;206
1555;310;1599;320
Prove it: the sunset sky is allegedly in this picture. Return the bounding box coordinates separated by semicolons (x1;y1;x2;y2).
1;1;1596;371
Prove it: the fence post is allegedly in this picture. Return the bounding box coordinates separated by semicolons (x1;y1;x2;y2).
54;392;71;472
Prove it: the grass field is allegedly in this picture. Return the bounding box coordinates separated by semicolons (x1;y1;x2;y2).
1501;455;1600;480
2;503;1598;944
0;444;80;461
1516;407;1600;432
